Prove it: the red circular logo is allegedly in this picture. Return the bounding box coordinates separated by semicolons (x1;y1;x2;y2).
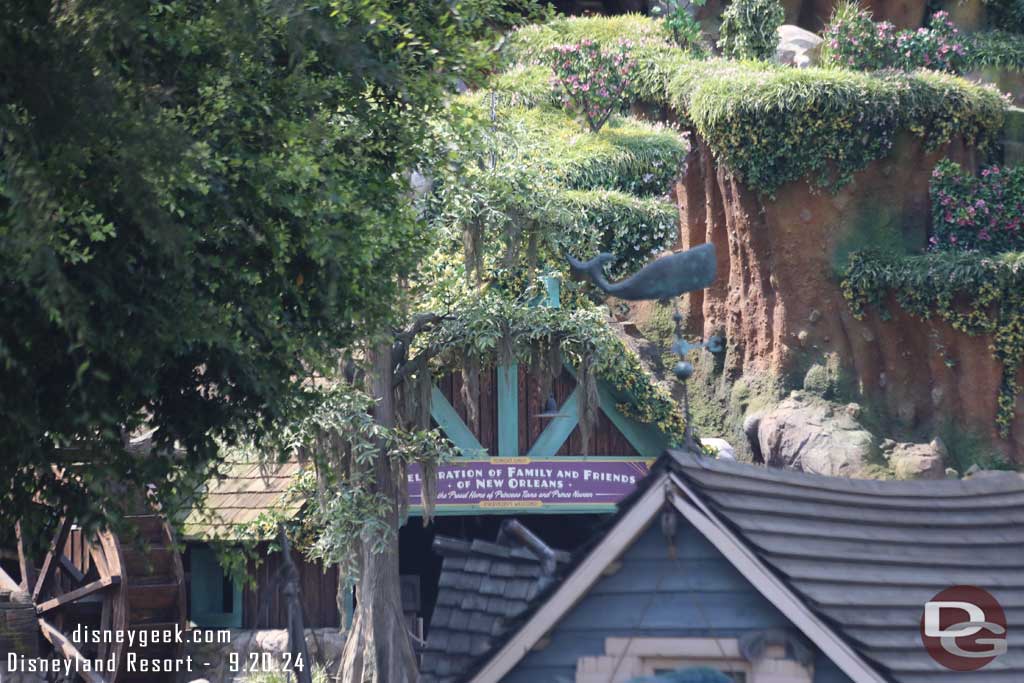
920;586;1008;671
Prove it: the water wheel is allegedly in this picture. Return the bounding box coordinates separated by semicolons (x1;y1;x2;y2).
0;514;187;683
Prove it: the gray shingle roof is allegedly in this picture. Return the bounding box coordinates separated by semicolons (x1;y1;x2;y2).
670;450;1024;683
422;532;570;683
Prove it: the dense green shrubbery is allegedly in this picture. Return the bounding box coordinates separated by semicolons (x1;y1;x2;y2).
965;29;1024;71
843;250;1024;435
718;0;785;60
930;160;1024;252
506;13;675;64
503;15;1006;196
984;0;1024;34
676;66;1004;193
553;190;678;276
515;108;689;195
652;0;710;54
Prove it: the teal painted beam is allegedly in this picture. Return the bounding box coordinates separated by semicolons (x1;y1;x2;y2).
526;388;580;457
542;276;561;308
497;363;519;457
564;363;671;459
430;386;485;455
595;380;670;458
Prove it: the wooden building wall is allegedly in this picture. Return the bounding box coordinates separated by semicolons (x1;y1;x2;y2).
435;365;640;458
499;515;855;683
242;548;340;629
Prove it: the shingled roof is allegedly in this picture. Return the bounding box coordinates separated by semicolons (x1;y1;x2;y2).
422;527;571;683
464;451;1024;683
181;458;303;540
670;451;1024;683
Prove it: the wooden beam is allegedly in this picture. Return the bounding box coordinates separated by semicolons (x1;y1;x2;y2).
59;554;86;584
32;517;73;602
526;388;579;457
36;576;120;615
430;386;485;455
497;363;519;457
38;618;108;683
595;380;669;458
16;522;35;592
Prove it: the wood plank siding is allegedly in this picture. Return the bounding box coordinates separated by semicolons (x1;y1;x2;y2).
435;365;639;458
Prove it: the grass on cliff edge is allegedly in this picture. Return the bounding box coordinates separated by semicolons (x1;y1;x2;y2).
501;14;1007;196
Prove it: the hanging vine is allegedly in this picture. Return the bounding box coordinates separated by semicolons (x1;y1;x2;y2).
842;249;1024;436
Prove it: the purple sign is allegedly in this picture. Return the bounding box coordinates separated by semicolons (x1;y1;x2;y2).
407;457;652;514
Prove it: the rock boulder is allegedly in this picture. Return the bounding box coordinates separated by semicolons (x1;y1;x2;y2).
754;393;876;477
884;437;948;480
775;25;823;68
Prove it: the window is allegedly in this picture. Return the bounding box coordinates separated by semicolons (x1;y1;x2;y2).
189;545;243;629
575;637;811;683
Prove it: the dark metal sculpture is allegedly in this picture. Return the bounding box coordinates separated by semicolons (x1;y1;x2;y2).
566;243;717;301
566;243;723;452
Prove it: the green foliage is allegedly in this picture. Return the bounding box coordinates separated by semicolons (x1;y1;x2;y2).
427;293;688;443
965;29;1024;71
718;0;785;60
930;160;1024;252
242;665;331;683
803;364;833;397
515;108;689;196
420;90;687;305
673;64;1006;194
505;13;676;64
503;15;1007;196
553;190;679;278
842;249;1024;435
0;0;517;534
983;0;1024;33
938;421;1014;472
651;1;710;54
823;5;968;72
548;39;638;133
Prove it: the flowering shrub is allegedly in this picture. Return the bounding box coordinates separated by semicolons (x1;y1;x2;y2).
894;12;967;72
823;4;968;72
717;0;785;60
930;159;1024;253
548;39;637;133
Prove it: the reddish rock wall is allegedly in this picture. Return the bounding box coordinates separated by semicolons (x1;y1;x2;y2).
674;133;1024;463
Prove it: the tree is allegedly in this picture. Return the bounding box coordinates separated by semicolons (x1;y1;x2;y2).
0;0;498;539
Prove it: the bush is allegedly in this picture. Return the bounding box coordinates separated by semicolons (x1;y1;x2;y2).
965;29;1024;71
930;160;1024;252
548;39;638;132
652;0;710;54
823;4;968;72
984;0;1024;33
718;0;785;61
822;1;896;69
803;364;833;397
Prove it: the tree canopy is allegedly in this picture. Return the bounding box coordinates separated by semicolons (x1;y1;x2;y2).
0;0;502;536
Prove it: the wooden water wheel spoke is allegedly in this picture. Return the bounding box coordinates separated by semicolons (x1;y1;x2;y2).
38;618;107;683
16;522;37;592
32;516;73;602
60;553;87;584
10;512;186;683
37;576;120;614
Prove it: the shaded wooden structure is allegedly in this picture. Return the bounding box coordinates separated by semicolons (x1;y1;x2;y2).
0;514;187;683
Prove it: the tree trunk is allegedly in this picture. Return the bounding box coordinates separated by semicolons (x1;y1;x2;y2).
339;342;418;683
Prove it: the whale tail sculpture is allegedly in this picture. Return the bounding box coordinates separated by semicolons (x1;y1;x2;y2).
567;243;717;301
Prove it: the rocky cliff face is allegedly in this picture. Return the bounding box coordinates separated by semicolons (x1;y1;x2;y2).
672;132;1023;465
